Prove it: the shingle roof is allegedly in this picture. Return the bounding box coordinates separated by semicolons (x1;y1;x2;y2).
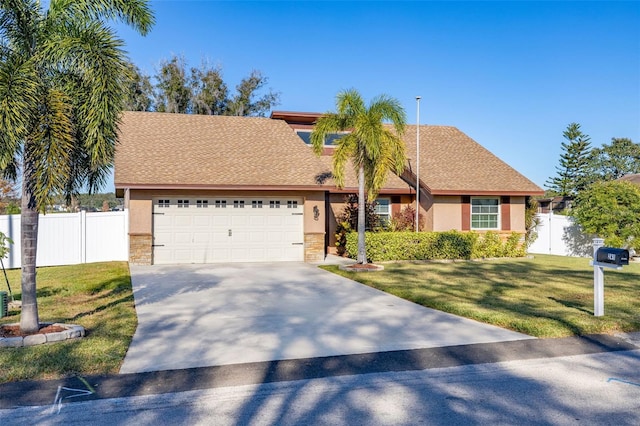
115;112;332;189
115;111;543;195
403;125;543;195
618;174;640;185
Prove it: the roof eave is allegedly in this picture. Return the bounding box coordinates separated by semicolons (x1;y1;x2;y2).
429;189;545;196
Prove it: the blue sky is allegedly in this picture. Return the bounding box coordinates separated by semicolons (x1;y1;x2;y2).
113;0;640;191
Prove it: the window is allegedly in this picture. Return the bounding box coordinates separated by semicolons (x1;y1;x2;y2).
196;200;208;208
295;130;349;146
270;200;280;209
177;199;189;208
233;200;245;209
158;199;170;208
215;200;227;208
374;198;391;225
252;200;263;208
287;200;298;209
471;198;499;229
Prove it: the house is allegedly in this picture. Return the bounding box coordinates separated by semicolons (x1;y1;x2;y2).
536;195;574;214
618;173;640;186
114;111;543;265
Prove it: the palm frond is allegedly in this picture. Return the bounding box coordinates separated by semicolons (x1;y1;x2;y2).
26;88;74;210
47;0;154;36
0;53;39;169
312;89;407;197
40;19;126;172
0;0;42;54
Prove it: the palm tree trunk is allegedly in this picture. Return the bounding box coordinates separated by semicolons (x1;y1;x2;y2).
20;175;40;333
357;163;367;264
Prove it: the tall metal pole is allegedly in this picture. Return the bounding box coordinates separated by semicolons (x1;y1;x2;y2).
415;96;421;232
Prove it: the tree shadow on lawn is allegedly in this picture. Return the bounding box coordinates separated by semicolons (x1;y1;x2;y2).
347;261;635;336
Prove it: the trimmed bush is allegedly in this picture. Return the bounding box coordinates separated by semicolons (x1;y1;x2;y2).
345;230;525;262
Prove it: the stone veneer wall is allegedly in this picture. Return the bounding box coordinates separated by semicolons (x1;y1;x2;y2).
304;233;325;262
129;233;152;265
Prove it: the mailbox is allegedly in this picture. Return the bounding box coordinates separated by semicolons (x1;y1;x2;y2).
596;247;629;266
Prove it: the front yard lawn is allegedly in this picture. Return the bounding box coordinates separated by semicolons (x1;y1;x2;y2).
323;254;640;338
0;262;136;383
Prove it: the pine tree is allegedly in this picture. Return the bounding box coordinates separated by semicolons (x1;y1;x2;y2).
545;123;592;196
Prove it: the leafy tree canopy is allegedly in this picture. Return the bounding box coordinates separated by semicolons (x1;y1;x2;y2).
573;180;640;249
587;137;640;182
125;55;280;117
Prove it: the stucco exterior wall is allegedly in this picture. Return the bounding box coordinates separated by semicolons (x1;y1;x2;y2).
509;196;526;232
432;195;462;231
303;191;325;233
419;192;434;231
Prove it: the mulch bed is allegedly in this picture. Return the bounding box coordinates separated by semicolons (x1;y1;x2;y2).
0;324;66;338
347;263;381;270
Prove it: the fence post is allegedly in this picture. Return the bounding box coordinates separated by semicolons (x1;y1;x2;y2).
80;210;87;264
593;238;605;316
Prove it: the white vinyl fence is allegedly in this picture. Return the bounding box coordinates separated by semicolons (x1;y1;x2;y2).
528;213;592;257
0;211;128;269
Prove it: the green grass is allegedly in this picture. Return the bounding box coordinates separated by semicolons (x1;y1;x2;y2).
323;255;640;338
0;262;136;383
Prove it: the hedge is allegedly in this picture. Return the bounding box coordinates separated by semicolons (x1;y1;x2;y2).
344;230;526;262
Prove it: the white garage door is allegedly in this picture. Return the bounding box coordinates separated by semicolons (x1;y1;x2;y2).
152;197;304;264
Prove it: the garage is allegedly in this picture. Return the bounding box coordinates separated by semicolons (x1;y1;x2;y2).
152;197;304;264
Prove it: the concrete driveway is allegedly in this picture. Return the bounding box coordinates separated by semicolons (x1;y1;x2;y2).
120;262;533;374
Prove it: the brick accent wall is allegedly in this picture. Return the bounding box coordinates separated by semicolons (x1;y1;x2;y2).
304;233;325;262
129;233;152;265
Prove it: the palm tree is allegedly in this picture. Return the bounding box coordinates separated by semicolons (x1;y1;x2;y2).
311;89;407;264
0;0;154;333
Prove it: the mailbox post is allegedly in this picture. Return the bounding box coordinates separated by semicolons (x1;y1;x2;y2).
590;238;629;317
592;238;605;317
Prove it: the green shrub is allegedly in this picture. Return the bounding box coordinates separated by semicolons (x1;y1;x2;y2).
472;231;503;258
344;230;525;261
504;232;526;257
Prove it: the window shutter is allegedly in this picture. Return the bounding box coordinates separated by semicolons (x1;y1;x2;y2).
501;196;511;230
461;196;470;231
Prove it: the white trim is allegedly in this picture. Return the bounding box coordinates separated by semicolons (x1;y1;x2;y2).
375;197;391;225
470;197;501;230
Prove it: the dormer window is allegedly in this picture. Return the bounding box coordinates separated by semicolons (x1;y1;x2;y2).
295;130;349;146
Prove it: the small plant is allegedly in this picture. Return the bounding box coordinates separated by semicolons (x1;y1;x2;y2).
334;195;381;255
389;204;424;231
0;232;12;260
524;197;540;248
0;231;14;301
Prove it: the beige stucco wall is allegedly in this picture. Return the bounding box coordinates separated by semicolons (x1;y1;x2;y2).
509;196;526;232
303;191;325;233
128;197;153;235
419;192;434;231
432;195;462;231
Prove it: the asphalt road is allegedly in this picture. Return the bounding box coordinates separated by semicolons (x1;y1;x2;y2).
1;349;639;425
1;335;639;425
